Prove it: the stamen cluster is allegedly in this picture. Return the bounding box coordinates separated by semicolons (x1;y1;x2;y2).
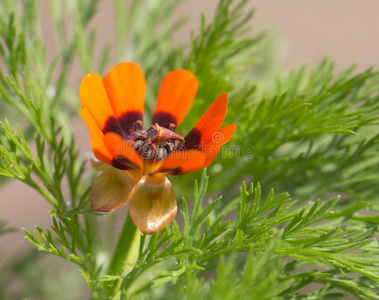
130;121;184;161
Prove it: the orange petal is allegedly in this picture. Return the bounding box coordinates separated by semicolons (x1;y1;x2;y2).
129;174;177;234
158;150;206;175
103;63;145;139
152;69;198;128
203;124;237;168
80;108;113;166
185;93;229;150
90;167;140;212
79;73;114;131
104;132;143;170
103;62;145;116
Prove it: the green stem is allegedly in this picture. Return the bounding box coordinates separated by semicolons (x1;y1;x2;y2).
108;211;141;275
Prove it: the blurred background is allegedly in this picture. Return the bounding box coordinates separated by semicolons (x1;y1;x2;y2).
1;0;379;291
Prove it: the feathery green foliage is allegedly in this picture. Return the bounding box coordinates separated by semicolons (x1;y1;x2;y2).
0;0;378;299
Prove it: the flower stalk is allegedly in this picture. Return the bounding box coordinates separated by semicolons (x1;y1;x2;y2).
107;211;141;276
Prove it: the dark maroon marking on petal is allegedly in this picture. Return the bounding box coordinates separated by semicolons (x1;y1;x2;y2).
111;159;131;170
170;168;183;175
117;156;140;170
118;111;143;140
103;111;143;140
103;117;123;136
152;111;178;128
160;167;183;175
184;128;201;150
113;156;140;171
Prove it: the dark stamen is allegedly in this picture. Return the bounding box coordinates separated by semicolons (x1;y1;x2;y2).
131;139;144;150
169;123;176;132
131;123;184;161
133;120;143;131
156;146;168;161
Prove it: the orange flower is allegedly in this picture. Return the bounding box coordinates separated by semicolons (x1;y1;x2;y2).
79;62;236;234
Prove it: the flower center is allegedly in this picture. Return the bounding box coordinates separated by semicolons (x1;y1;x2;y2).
130;120;185;161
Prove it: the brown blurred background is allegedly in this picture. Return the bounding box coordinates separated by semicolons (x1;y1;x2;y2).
1;0;379;263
